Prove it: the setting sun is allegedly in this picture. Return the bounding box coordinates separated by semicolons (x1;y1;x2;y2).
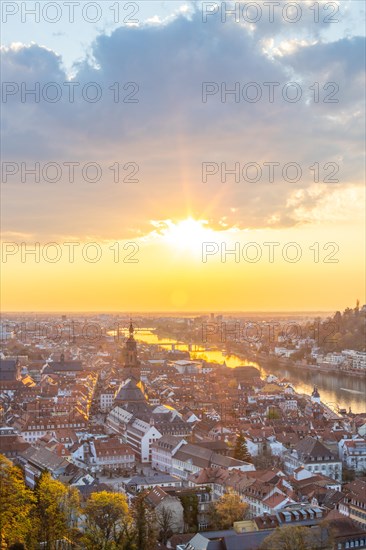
152;218;215;253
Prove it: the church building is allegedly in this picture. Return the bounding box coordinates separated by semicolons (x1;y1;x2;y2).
107;323;191;462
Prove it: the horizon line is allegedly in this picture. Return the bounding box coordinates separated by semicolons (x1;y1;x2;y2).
0;309;337;315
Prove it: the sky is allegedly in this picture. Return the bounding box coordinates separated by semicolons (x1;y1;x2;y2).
1;0;365;312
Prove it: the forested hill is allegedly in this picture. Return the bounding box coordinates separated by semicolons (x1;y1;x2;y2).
316;302;366;352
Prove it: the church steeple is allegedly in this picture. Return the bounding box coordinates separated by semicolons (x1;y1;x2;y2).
122;320;140;380
311;386;321;404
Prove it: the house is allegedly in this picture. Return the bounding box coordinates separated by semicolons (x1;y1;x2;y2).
179;503;366;550
240;478;295;516
42;355;84;377
99;387;116;412
18;444;70;488
338;438;366;473
145;486;185;534
124;473;183;493
283;436;342;481
19;413;87;443
151;435;187;472
0;427;29;458
88;437;135;473
188;466;230;500
172;443;255;480
339;480;366;528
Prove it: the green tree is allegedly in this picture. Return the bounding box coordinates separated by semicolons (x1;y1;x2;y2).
211;493;248;530
179;494;199;532
233;433;252;462
83;491;130;550
0;454;35;549
130;492;157;550
34;471;80;549
267;408;281;420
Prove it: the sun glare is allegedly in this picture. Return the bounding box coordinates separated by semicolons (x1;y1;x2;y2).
159;218;214;252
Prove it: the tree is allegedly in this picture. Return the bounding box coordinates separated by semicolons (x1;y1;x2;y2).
267;408;281;420
83;491;130;550
34;471;80;549
211;493;248;530
156;506;176;545
342;467;355;482
130;492;157;550
233;432;252;462
259;525;332;550
253;446;275;470
179;493;199;532
0;454;35;549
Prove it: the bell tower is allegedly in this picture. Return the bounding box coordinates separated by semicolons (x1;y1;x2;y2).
123;321;140;380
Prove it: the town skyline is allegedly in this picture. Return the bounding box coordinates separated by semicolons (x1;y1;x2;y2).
1;2;365;548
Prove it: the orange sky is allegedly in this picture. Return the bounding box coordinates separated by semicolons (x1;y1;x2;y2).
2;216;364;312
1;6;365;313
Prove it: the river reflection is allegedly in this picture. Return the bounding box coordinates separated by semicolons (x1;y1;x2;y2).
114;329;366;414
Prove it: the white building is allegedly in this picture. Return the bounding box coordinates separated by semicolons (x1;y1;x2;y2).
339;438;366;473
151;435;187;472
284;436;342;482
100;388;116;412
326;353;345;365
107;406;163;463
274;348;295;358
88;437;135;472
279;399;298;412
352;352;366;370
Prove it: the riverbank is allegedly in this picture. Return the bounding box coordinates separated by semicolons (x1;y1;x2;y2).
115;327;366;414
239;350;366;379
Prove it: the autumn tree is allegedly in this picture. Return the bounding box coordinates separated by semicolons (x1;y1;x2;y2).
0;454;35;549
33;471;80;548
130;492;158;550
211;493;248;530
83;491;130;550
259;525;332;550
233;432;252;462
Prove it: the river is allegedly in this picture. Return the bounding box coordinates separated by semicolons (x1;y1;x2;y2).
115;329;366;414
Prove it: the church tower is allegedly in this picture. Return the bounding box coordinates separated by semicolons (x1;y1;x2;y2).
311;386;321;404
122;321;140;380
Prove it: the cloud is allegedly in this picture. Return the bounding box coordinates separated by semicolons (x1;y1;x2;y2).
1;10;364;240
